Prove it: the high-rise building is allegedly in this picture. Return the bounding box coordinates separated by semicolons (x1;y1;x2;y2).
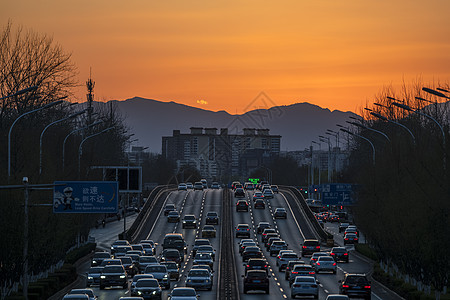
162;127;281;181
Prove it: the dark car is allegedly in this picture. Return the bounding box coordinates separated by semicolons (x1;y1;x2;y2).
162;233;187;255
91;252;111;267
234;188;246;198
274;208;287;219
118;256;139;277
159;249;182;266
261;228;277;243
244;258;268;274
167;211;180;223
193;182;203;190
339;274;371;299
242;246;263;262
132;278;162;300
99;265;128;290
201;225;216;238
86;266;104;287
254;199;265;209
330;247;349;263
205;211;219;224
161;261;180;280
285;260;305;280
236;200;249;212
192;239;211;256
164;204;176;216
271;185;279;193
256;222;271;234
242;270;270;294
182;215;197;229
344;233;359;245
235;224;251;238
301;239;321;257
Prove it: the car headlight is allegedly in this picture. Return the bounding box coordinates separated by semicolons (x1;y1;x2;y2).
100;275;106;279
163;274;168;279
120;274;126;278
92;260;97;264
152;290;158;295
87;276;93;279
138;291;142;295
187;279;192;283
206;279;210;282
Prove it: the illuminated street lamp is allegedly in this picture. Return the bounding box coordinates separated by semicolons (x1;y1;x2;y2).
8;99;64;178
340;128;375;165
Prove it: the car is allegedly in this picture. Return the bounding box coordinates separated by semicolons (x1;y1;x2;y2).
111;240;131;255
167;211;180;223
67;288;97;300
201;225;216;238
262;188;274;199
329;214;339;222
271;185;279;193
205;211;219;224
233;183;243;190
130;274;155;295
182;214;197;229
164;204;176;216
62;295;89;300
159;249;183;266
161;261;180;280
186;182;194;189
91;252;111;267
140;240;157;255
244;182;255;190
289;264;316;285
344;233;359;245
256;221;271;234
168;287;199;300
136;256;159;273
236;200;249;212
254;199;265;209
285;260;305;280
265;236;281;250
86;266;103;287
99;265;128;290
239;241;257;255
301;239;321;257
191;264;214;276
210;182;220;189
315;255;337;274
345;226;359;237
244;258;268;274
310;252;329;266
339;274;371;299
276;252;298;271
141;243;155;256
178;183;187;191
127;250;144;257
252;191;264;201
291;276;319;299
196;245;216;261
242;270;270;294
274;207;287;218
185;268;213;290
193;182;203;190
118;256;139;277
200;179;208;189
131;278;162;300
235;223;251;238
234;188;245;198
192;239;211;256
144;264;170;289
330;247;349;262
339;222;350;233
269;240;288;256
193;253;214;268
326;295;350;300
100;258;122;267
119;298;144;300
242;246;263;262
261;228;277;243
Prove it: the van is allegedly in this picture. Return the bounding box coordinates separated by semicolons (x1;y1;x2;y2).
163;233;187;255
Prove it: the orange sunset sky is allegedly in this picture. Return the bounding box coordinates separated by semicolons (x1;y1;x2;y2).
3;0;450;114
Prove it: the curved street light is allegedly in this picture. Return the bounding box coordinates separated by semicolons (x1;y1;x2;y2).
39;110;87;174
346;120;391;142
370;111;416;145
78;127;115;177
340;128;375;165
311;141;321;186
422;87;450;99
8;99;64;178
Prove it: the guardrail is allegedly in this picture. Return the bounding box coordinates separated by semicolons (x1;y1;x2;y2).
280;185;329;242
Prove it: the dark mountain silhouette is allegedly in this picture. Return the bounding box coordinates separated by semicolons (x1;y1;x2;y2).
97;97;359;153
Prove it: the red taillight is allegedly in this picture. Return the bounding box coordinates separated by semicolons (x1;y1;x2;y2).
343;253;348;255
364;285;371;289
316;246;320;249
302;246;306;249
246;229;249;231
333;263;336;266
308;271;315;274
264;265;267;268
291;271;298;274
330;253;335;255
342;285;349;288
246;265;250;267
345;238;349;240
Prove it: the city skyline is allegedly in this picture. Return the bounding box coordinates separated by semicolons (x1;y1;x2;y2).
3;0;450;114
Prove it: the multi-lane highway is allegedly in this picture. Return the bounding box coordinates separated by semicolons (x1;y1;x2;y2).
76;186;402;300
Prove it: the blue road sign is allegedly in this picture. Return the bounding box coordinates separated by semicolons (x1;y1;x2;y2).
53;181;118;213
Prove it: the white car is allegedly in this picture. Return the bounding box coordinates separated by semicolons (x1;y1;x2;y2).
262;188;274;199
178;183;187;190
168;287;199;300
314;255;337;274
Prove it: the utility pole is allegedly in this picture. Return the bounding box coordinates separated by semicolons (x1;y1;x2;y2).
86;69;95;128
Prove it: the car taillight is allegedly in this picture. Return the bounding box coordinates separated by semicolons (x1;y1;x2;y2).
342;285;349;288
264;265;267;268
364;285;371;289
246;229;249;231
345;238;349;240
344;253;348;255
246;265;250;267
316;263;320;266
316;246;320;249
309;271;315;274
333;263;336;266
330;253;335;255
302;246;306;249
291;271;298;274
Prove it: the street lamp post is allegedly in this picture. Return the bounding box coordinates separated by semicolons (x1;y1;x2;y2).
39;110;86;174
346;119;391;142
8;99;64;178
78;127;114;178
312;141;321;186
62;121;103;171
367;108;416;145
340;128;376;165
319;135;332;182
